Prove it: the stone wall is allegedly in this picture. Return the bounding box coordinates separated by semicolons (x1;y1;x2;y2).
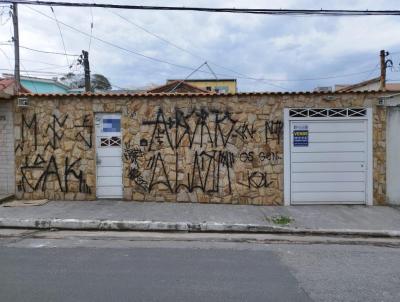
14;92;386;205
14;98;95;200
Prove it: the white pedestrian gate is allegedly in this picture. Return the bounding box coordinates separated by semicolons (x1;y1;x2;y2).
95;113;123;198
284;108;373;205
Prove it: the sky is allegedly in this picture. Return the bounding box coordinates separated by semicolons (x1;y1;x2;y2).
0;0;400;92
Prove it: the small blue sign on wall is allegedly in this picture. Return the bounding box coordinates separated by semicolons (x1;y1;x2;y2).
293;125;309;147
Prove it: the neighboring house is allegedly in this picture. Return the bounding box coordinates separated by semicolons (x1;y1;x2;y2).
335;77;382;92
386;83;400;91
0;78;30;97
383;92;400;205
147;80;211;93
2;74;70;94
106;89;146;94
166;78;237;93
335;77;400;92
68;88;146;94
21;76;70;94
336;77;400;205
0;78;28;198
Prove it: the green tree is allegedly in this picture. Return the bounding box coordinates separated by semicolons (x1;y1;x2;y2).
91;74;112;91
59;72;83;89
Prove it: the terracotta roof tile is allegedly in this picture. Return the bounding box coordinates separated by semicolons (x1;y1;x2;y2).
0;78;30;95
17;89;397;98
0;78;15;91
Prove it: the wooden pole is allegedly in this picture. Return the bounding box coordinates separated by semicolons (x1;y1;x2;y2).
82;50;91;92
380;49;386;90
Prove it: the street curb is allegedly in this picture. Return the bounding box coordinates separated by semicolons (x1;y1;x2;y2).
0;194;15;204
0;217;400;238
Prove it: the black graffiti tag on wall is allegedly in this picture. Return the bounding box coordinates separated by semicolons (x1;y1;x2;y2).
123;144;148;191
19;155;91;194
234;122;256;141
265;120;283;145
75;114;93;149
127;107;284;195
140;150;236;194
45;114;68;151
142;108;283;150
239;151;282;163
238;171;273;189
142;108;238;151
15;114;38;152
64;157;91;193
17;113;93;194
176;150;235;194
16;113;94;153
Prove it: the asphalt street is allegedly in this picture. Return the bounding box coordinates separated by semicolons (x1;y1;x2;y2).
0;230;399;302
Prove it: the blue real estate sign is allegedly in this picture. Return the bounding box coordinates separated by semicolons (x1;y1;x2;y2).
293;125;309;147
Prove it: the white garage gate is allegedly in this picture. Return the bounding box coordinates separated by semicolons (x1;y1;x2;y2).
284;108;373;205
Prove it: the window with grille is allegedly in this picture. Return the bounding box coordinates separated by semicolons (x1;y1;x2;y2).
100;136;121;147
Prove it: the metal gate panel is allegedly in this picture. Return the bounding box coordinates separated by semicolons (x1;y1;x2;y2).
284;108;372;205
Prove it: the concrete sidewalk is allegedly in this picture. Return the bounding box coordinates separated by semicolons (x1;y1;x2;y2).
1;200;400;237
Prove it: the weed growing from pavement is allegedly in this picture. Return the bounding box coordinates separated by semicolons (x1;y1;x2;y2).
266;215;293;225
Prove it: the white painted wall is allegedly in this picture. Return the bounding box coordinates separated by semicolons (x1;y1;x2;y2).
0;101;15;194
387;107;400;204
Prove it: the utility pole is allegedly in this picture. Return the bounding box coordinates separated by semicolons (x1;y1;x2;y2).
82;50;91;92
12;3;20;93
380;49;387;90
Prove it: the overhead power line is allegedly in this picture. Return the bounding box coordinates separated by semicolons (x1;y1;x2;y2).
19;61;39;92
50;6;70;66
4;3;390;90
0;48;39;92
19;58;73;67
0;47;13;69
107;9;202;60
0;44;81;75
0;42;79;56
107;9;268;84
0;63;70;71
19;6;286;90
0;67;71;75
88;6;93;52
3;1;400;16
25;7;209;71
19;44;79;56
0;42;382;84
362;63;380;82
169;62;208;92
268;67;381;82
24;5;294;90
